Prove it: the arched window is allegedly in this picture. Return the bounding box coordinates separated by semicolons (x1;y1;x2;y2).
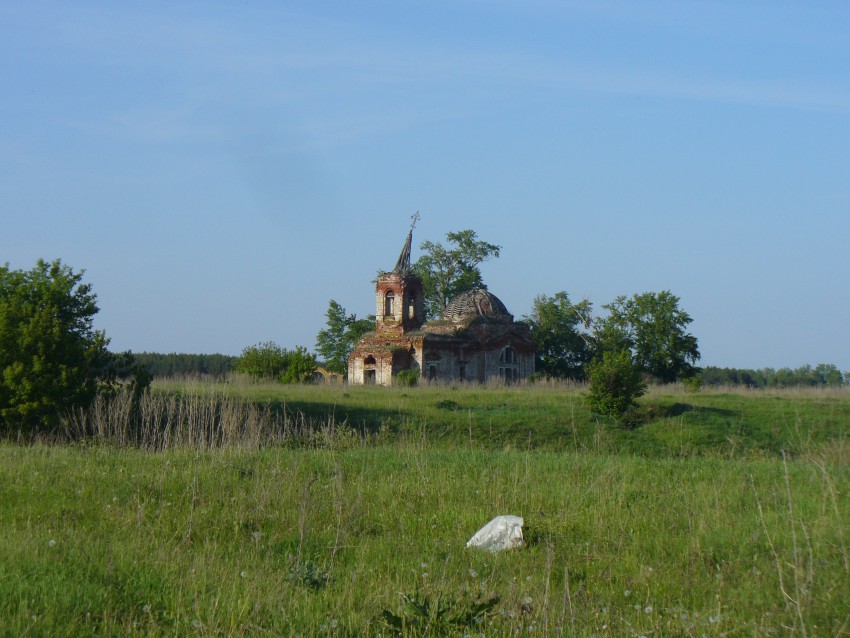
384;291;395;317
499;346;519;384
363;355;377;384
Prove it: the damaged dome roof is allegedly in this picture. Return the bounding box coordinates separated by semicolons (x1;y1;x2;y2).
444;288;513;323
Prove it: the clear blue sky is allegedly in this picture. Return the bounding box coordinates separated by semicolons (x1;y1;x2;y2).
3;1;849;371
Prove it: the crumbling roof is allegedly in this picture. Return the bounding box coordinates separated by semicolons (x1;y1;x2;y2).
392;230;413;276
391;212;420;276
444;288;513;323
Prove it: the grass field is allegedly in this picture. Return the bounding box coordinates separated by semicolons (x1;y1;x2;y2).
145;378;850;460
2;381;849;636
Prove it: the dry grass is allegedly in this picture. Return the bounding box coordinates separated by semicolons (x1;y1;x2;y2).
59;390;358;451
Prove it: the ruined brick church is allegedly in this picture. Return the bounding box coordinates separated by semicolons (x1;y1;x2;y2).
348;227;535;385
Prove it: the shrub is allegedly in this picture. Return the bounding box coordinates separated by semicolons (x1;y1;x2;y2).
682;375;703;393
234;342;317;384
395;369;420;387
279;346;319;384
585;349;646;426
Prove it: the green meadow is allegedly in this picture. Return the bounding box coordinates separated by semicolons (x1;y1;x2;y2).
2;382;849;636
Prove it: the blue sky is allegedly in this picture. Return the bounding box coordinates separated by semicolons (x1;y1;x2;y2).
3;1;849;370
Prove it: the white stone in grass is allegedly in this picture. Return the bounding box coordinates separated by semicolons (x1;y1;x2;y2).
465;515;523;551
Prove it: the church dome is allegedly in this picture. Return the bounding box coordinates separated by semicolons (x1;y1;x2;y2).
444;288;513;323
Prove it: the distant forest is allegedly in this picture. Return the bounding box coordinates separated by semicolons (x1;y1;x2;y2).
131;352;847;388
132;352;237;378
700;364;846;388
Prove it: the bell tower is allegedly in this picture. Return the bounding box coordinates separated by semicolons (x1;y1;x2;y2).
375;214;425;336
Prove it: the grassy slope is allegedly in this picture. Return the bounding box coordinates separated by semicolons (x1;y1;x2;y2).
154;379;850;459
1;384;849;636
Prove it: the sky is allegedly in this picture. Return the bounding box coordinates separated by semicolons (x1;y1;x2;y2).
2;0;849;371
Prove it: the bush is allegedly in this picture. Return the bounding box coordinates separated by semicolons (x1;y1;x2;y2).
234;342;317;384
279;346;318;384
682;375;703;393
395;369;420;387
585;349;646;426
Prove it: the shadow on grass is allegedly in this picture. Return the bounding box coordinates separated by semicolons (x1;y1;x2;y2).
263;399;403;435
645;402;738;421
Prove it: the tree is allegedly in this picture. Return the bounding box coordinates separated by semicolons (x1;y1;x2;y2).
0;259;146;432
585;349;646;426
315;300;375;375
233;341;284;379
234;341;317;383
279;346;319;384
524;292;594;380
597;291;700;383
814;363;845;387
412;229;501;318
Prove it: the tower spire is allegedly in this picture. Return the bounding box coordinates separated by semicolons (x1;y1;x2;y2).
391;211;419;275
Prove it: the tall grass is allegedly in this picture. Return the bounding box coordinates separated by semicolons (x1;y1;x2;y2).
60;390;359;451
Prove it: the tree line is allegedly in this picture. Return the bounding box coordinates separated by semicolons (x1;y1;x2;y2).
132;352;236;378
701;364;846;388
127;348;319;384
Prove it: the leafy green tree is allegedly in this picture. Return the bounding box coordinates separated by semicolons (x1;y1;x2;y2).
585;349;646;426
524;292;594;380
598;291;700;383
234;341;284;379
279;346;319;384
315;300;375;375
814;363;845;387
0;259;146;432
234;341;317;383
412;229;501;318
315;300;351;375
346;317;374;350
